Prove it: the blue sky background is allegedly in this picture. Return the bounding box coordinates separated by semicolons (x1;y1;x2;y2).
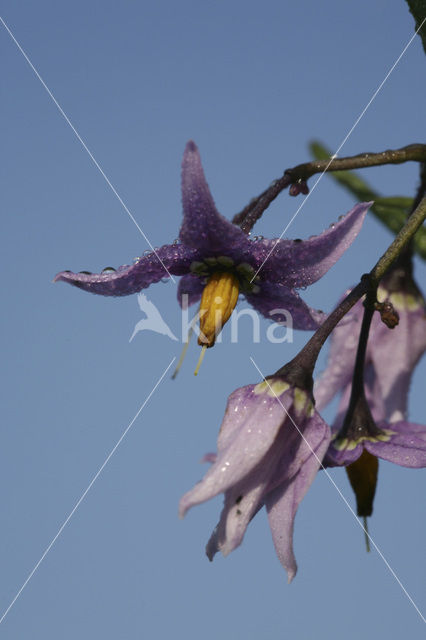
1;1;426;638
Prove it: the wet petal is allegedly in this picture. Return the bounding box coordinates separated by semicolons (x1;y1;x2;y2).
366;421;426;468
266;411;330;490
249;203;371;288
323;440;362;467
177;273;205;308
245;282;325;330
205;445;283;560
205;408;327;560
314;297;362;410
370;305;426;422
216;385;261;453
179;141;248;253
54;244;198;296
179;390;293;517
266;417;330;582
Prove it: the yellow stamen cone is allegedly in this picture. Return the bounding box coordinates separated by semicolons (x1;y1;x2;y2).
198;271;239;348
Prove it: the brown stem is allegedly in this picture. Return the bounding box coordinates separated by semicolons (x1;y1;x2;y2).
233;144;426;233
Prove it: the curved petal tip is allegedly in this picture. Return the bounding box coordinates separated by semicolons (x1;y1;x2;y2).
185;140;198;154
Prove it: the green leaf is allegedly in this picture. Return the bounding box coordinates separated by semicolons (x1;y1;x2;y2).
309;141;426;260
405;0;426;56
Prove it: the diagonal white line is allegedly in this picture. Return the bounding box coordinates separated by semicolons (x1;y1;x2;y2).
0;357;176;626
250;356;426;625
0;15;176;284
251;16;426;283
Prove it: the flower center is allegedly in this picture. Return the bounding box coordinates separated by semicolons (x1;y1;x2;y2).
198;271;240;348
332;428;395;451
189;257;260;293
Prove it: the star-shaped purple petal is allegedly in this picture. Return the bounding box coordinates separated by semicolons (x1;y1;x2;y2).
55;141;371;333
54;244;199;296
248;202;371;289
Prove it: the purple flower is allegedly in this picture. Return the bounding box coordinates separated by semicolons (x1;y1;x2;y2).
315;266;426;521
315;267;426;423
179;378;331;582
314;262;426;524
324;396;426;469
55;141;371;346
320;380;426;526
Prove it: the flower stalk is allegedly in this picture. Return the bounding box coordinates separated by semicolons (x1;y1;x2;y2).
233;144;426;233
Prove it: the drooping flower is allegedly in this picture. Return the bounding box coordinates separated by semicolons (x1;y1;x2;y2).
315;265;426;527
315;371;426;547
55;141;371;350
314;263;426;422
179;377;331;582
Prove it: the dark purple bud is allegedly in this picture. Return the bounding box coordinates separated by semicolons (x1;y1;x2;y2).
299;180;310;195
289;183;300;196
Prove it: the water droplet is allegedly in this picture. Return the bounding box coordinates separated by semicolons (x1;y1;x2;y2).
173;238;180;245
161;277;170;283
338;214;345;221
102;267;116;273
79;271;92;275
329;223;336;229
143;250;151;256
293;238;303;243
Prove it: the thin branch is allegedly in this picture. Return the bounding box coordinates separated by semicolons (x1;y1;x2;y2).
233;144;426;233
